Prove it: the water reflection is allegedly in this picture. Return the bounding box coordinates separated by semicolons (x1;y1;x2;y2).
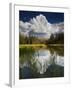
19;46;64;79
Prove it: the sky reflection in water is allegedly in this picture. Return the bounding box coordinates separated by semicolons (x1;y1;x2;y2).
19;47;64;75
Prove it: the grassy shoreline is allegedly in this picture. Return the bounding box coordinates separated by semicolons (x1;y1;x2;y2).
19;44;64;48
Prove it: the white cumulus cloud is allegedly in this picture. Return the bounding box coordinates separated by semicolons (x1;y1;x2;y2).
19;14;64;39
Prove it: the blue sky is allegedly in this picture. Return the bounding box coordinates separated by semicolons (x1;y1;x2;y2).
19;10;64;24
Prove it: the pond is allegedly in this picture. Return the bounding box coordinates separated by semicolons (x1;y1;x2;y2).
19;46;64;79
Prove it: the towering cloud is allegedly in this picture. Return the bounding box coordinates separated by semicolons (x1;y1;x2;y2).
19;14;64;39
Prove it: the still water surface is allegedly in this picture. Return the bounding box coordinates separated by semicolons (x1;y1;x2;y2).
19;46;64;79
